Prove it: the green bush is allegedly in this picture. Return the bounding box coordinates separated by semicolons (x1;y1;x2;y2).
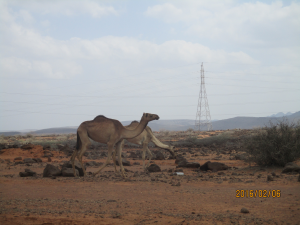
246;120;300;166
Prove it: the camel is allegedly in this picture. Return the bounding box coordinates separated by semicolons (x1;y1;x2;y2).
71;113;159;178
112;121;176;170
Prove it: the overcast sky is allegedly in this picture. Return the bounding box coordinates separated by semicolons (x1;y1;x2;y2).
0;0;299;131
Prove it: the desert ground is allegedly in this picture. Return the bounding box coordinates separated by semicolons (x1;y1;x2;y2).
0;129;299;225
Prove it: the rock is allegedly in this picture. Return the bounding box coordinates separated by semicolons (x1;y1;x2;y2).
61;161;85;176
43;145;51;150
21;144;34;150
233;153;248;161
43;164;61;177
14;157;22;161
267;175;274;181
115;157;131;166
43;153;53;158
19;172;29;177
32;158;42;163
175;168;183;172
153;151;165;160
172;182;181;186
200;161;229;172
0;143;7;150
20;169;37;177
85;161;96;167
175;156;187;164
241;208;249;213
62;167;79;177
128;151;141;159
23;158;36;164
282;163;300;173
147;164;161;173
177;161;200;168
47;157;51;162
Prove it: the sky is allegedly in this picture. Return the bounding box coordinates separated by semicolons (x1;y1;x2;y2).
0;0;299;131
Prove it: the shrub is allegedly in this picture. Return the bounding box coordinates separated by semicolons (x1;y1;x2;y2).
246;119;300;167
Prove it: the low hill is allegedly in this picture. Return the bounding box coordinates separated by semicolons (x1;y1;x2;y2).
2;111;299;135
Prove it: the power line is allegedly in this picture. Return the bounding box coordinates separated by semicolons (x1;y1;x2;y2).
0;110;298;118
1;89;299;99
1;99;299;108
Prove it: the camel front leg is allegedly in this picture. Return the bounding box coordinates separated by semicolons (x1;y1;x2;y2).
93;144;113;176
116;140;126;178
145;145;152;169
112;150;119;173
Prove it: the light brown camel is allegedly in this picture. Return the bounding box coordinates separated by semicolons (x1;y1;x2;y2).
112;121;176;170
71;113;159;178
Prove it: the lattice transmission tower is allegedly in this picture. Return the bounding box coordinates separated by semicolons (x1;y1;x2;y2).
195;62;212;131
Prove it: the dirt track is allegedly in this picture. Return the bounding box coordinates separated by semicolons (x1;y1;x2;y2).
0;143;300;225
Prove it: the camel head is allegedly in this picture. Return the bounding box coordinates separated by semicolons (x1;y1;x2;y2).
142;113;159;122
169;146;177;157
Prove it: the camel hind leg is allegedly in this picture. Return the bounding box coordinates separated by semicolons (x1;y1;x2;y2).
142;142;152;171
93;142;114;176
74;129;91;177
70;150;78;177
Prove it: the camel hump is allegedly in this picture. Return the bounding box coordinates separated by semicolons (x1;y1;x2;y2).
93;115;107;121
130;120;139;125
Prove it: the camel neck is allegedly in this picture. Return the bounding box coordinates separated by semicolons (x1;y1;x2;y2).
121;119;148;139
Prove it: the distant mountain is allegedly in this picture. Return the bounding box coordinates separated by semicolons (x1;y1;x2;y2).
0;131;22;136
32;127;77;135
268;112;293;117
1;111;299;136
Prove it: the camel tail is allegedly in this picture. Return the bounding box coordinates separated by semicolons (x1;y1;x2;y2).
146;127;175;156
76;131;81;150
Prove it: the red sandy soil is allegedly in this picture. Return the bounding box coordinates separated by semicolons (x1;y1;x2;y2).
0;145;299;225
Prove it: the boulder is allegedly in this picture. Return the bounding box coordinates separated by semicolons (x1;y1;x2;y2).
32;158;42;163
61;161;85;176
115;157;131;166
282;162;300;173
147;164;161;173
62;167;79;177
14;157;22;161
175;156;187;165
21;144;34;150
128;151;141;159
200;161;229;172
177;161;200;168
23;158;36;164
19;169;37;177
43;164;61;177
153;151;165;160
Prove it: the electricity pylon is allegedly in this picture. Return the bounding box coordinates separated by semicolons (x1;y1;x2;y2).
195;62;212;131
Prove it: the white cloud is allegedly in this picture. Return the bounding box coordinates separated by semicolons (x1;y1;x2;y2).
1;57;82;79
2;0;118;18
145;1;300;47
